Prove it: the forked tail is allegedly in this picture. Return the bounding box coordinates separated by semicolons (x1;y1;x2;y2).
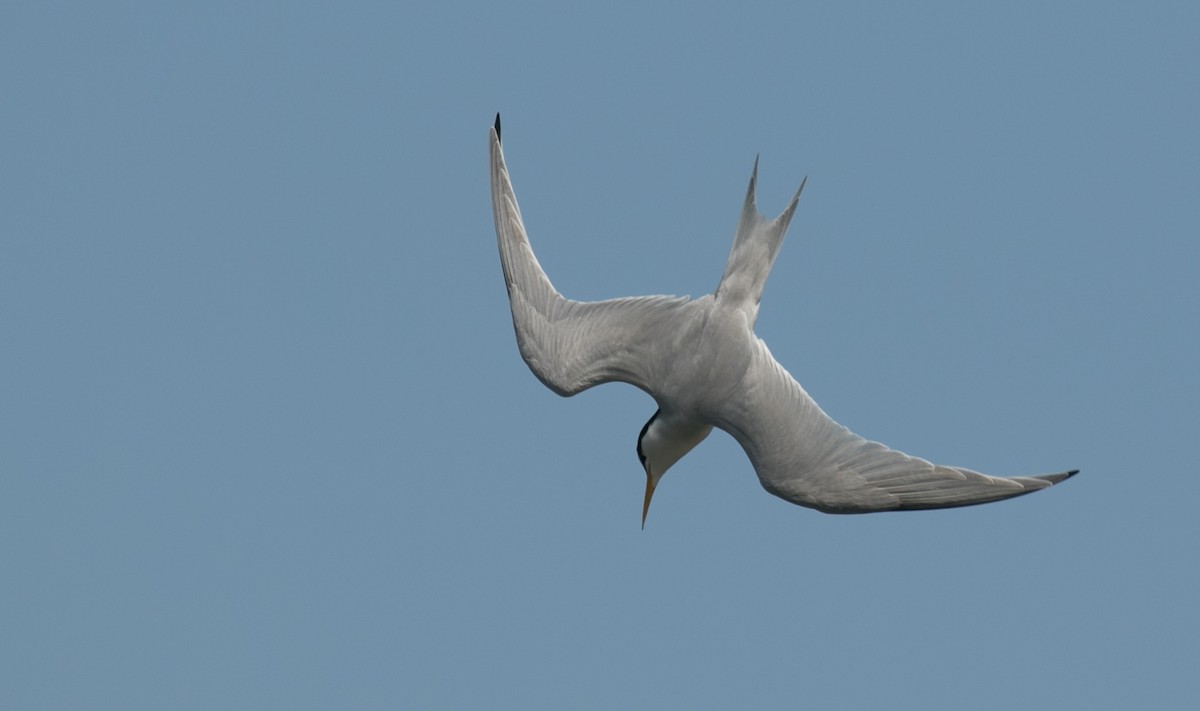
714;159;806;326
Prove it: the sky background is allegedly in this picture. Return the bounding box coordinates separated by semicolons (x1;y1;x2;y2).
3;1;1198;708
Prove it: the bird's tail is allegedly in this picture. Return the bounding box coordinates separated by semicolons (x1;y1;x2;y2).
714;160;805;326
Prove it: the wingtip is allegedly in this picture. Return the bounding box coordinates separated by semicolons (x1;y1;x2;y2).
1041;468;1080;486
494;113;502;143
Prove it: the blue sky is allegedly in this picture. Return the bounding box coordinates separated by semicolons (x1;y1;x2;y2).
3;1;1197;708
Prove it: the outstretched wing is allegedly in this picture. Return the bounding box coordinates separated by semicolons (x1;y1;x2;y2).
712;338;1077;513
490;118;696;396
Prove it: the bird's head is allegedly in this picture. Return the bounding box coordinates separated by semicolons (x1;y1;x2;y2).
636;409;712;528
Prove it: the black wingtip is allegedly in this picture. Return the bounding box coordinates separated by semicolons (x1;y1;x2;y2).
1066;469;1080;477
494;113;502;143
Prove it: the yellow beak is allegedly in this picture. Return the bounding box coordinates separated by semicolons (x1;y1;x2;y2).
641;470;657;529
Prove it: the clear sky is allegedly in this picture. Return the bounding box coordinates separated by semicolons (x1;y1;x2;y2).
3;1;1197;708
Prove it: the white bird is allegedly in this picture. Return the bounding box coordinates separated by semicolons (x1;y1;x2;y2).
489;115;1076;527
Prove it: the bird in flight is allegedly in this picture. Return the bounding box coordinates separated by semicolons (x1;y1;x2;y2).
489;115;1076;527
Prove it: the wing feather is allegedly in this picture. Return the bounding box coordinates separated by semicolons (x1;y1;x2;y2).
712;339;1077;513
490;123;695;396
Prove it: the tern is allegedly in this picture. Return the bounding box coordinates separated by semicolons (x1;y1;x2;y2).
489;115;1076;527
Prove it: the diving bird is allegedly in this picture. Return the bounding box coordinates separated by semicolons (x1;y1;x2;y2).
489;115;1076;527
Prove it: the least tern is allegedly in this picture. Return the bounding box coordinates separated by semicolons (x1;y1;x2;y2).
489;115;1076;527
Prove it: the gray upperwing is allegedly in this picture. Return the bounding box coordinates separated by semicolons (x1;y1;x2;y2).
490;120;696;396
712;338;1078;513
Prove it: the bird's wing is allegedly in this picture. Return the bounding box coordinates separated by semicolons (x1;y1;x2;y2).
712;338;1077;513
490;120;695;396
